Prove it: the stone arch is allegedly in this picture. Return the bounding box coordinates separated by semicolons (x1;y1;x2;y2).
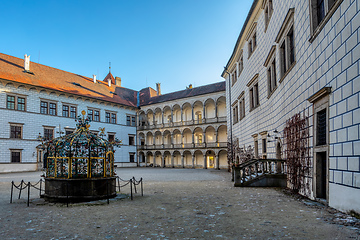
154;151;162;167
183;128;193;146
164;151;172;167
218;149;228;169
183;150;192;168
182;102;192;122
204;98;216;119
193;127;204;146
217;125;227;143
146;109;154;125
173;150;182;167
138;151;146;163
173;129;182;145
216;96;226;118
163;130;172;147
138;132;145;146
154;108;162;125
154;131;162;145
193;101;203;124
163;106;172;124
172;104;181;123
146;151;154;165
194;150;204;168
146;132;154;145
138;111;146;126
205;126;216;144
205;149;216;168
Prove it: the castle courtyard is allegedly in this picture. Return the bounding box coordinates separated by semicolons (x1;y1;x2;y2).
0;168;359;239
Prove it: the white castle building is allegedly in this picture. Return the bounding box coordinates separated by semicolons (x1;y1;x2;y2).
223;0;360;213
0;53;228;172
0;53;138;172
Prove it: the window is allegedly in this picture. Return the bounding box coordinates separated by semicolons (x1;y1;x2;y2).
105;112;117;124
309;0;341;40
65;129;74;135
7;95;26;111
11;150;21;163
252;134;259;158
238;54;244;76
231;69;238;86
129;153;135;163
10;125;22;139
264;46;277;97
262;138;267;154
275;9;295;80
263;0;273;31
239;97;245;120
40;100;57;115
44;128;54;140
63;105;77;118
126;116;131;126
131;116;136;126
105;112;110;123
317;109;327;146
247;24;257;58
129;135;135;146
88;109;100;122
108;133;115;142
232;101;239;124
249;83;259;110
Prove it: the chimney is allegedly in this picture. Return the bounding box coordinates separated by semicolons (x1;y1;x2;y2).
156;82;161;96
93;75;97;83
24;54;30;71
108;78;111;87
115;77;121;87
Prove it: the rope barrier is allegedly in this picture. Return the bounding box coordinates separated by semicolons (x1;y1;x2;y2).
10;176;144;207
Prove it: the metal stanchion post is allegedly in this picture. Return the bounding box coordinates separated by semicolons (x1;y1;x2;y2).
27;182;30;207
130;179;133;200
10;181;13;203
18;180;23;199
141;178;143;196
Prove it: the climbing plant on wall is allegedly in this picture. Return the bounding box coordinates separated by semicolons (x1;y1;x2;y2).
284;112;310;194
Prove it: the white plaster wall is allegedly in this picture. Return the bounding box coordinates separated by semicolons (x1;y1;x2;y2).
226;0;360;212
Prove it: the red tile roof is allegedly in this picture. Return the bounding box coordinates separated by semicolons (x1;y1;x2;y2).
139;81;226;106
0;53;137;107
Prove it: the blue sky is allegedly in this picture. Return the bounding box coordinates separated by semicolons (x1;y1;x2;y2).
1;0;253;94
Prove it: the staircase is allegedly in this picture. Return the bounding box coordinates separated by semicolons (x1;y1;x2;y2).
233;158;287;187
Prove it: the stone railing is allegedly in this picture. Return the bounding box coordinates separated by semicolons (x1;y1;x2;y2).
233;158;287;187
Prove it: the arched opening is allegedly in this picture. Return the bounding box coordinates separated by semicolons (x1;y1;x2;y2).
218;150;228;169
163;130;171;148
173;151;181;167
205;126;216;146
172;104;181;123
173;129;182;147
217;125;227;146
138;111;146;126
163;106;172;125
216;96;226;118
182;103;192;123
204;99;216;120
193;101;203;124
154;108;162;125
276;141;282;159
183;151;192;168
146;110;154;126
146;132;154;145
194;127;204;147
183;128;192;148
206;150;216;168
164;151;171;167
138;133;145;146
194;150;203;168
155;151;162;167
146;152;153;166
154;131;162;146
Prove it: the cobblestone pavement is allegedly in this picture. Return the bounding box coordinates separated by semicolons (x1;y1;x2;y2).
0;168;359;239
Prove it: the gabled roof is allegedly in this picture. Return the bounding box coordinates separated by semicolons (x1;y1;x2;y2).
103;72;115;85
140;81;225;106
0;53;137;107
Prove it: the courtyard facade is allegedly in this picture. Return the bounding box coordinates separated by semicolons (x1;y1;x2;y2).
223;0;360;213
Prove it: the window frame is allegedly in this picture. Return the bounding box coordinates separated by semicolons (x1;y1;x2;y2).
246;23;257;58
10;150;22;163
40;100;57;116
6;94;26;111
275;8;295;82
108;133;115;142
62;104;77;118
238;91;246;121
309;0;343;42
232;100;239;124
10;124;23;139
43;127;55;140
88;108;100;122
129;135;135;146
247;74;260;111
264;45;278;98
263;0;273;32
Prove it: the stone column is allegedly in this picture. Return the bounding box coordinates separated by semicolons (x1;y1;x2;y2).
203;154;207;169
161;155;165;168
216;155;220;170
171;155;174;168
181;154;185;168
192;155;195;168
153;154;156;167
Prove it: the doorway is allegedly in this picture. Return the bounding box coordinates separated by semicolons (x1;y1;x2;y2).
315;151;327;199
